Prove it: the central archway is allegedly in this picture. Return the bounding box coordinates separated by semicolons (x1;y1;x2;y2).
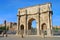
28;18;37;35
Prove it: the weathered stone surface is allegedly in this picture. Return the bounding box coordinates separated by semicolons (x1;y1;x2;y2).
17;3;53;37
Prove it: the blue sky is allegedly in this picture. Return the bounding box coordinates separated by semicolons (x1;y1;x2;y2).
0;0;60;26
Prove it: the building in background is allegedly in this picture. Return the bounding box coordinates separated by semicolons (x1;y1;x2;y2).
0;22;17;31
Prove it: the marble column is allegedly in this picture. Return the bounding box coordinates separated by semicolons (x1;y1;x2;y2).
16;16;20;35
47;12;51;37
37;8;40;35
16;16;19;35
16;11;20;35
37;22;40;35
24;19;27;35
24;10;27;35
50;12;53;35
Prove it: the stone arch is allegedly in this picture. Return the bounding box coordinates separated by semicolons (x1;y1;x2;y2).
20;24;24;30
28;18;37;30
41;23;47;35
28;18;37;35
17;3;52;36
20;24;24;34
41;23;47;31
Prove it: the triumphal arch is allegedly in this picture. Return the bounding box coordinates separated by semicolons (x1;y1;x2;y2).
17;3;53;37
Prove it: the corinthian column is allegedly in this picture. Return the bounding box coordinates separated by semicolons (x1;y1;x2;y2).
47;12;51;37
24;10;27;35
16;11;20;35
37;8;40;35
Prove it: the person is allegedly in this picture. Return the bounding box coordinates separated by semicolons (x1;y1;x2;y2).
2;32;4;37
6;33;7;37
3;30;8;37
21;31;24;38
3;30;5;37
21;34;23;38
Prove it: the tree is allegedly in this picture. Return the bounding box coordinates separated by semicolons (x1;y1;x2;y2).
0;26;9;31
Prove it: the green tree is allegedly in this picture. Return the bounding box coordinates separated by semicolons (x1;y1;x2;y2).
0;26;9;31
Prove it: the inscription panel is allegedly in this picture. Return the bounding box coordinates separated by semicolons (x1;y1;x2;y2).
40;4;51;13
27;6;39;14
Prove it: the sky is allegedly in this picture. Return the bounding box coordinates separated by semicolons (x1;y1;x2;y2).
0;0;60;27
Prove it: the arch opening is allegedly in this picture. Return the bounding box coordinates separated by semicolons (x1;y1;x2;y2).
41;23;47;35
28;18;37;35
20;24;24;34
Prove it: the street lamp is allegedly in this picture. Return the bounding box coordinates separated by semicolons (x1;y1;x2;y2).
4;20;7;37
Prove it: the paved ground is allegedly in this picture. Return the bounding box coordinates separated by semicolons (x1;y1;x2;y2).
0;35;60;40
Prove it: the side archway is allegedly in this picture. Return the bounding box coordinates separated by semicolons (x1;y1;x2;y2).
21;25;24;30
41;23;47;35
20;24;24;34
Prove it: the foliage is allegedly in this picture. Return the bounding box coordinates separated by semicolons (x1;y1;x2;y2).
0;26;9;31
54;27;60;32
